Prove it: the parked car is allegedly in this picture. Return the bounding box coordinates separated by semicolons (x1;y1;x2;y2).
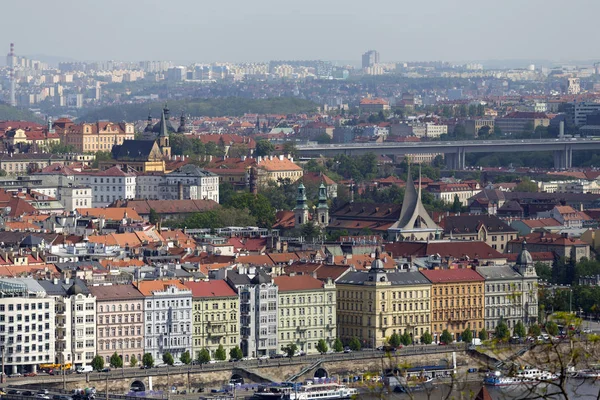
24;372;37;377
38;390;49;395
22;390;34;396
9;372;22;378
35;394;50;399
100;368;111;373
8;390;22;395
258;355;270;360
173;361;184;367
467;368;478;373
343;347;352;353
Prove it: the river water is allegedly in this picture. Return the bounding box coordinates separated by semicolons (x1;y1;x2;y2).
357;379;600;399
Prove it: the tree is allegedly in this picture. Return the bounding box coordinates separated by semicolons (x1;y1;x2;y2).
349;337;362;351
282;343;298;358
514;321;527;338
400;331;412;346
451;194;462;213
91;151;113;168
225;193;275;228
388;333;401;348
149;208;160;225
440;330;453;344
529;324;542;337
479;328;488;341
214;344;227;361
229;346;243;361
180;350;191;365
110;352;123;368
142;353;154;368
316;339;328;354
462;328;473;343
197;348;211;364
162;352;174;366
91;355;104;371
333;338;344;353
130;355;138;368
495;319;510;342
546;321;559;336
255;140;274;157
315;133;332;144
515;178;538;193
228;143;249;158
282;141;298;158
420;331;433;345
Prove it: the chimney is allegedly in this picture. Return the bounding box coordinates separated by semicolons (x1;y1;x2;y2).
279;154;284;161
178;181;184;200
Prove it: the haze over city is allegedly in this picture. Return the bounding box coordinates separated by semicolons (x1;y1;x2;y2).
4;0;600;63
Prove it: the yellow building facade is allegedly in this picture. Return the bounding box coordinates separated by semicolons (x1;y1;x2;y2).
184;281;239;360
336;256;432;348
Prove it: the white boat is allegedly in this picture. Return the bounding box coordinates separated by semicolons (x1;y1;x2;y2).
484;369;557;387
515;367;558;381
288;383;358;400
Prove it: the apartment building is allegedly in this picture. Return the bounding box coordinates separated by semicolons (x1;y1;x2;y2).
420;268;485;343
440;214;518;252
135;280;193;362
494;112;550;135
88;284;145;366
38;278;97;368
184;280;239;360
273;275;336;355
227;270;279;358
256;155;303;185
73;166;137;207
477;251;538;333
0;278;55;375
336;250;432;348
427;181;481;206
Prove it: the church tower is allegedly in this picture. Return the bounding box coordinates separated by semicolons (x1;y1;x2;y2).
316;183;329;227
157;109;171;159
515;240;537;278
294;182;310;227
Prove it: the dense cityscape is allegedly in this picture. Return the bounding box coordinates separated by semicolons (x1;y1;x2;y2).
1;23;600;400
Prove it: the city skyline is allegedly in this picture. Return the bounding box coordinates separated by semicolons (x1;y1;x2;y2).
4;0;600;64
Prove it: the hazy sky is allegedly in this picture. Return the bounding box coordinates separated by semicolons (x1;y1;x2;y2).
4;0;600;64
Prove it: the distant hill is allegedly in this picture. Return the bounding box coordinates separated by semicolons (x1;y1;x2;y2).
0;103;44;123
78;97;318;122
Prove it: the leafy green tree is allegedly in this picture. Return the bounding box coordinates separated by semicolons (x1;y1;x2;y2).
180;350;191;365
535;262;553;282
228;143;249;158
282;141;298;158
451;194;462;213
91;355;104;371
420;331;433;345
214;345;227;361
142;353;154;368
225;193;275;228
479;328;488;341
47;142;76;154
546;321;559;336
315;133;332;144
495;320;510;342
229;346;243;360
529;324;542;337
333;338;344;352
461;328;473;343
316;339;328;354
388;333;401;348
162;352;174;366
197;348;210;364
453;124;466;138
440;330;453;344
256;140;275;157
515;178;538;192
91;151;113;168
513;321;527;338
149;208;160;225
400;331;412;346
282;343;298;358
130;355;138;368
110;352;123;368
349;337;362;351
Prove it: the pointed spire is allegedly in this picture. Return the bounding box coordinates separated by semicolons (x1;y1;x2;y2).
318;183;328;209
295;182;308;210
159;109;168;138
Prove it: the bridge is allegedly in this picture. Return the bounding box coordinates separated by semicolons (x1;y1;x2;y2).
5;346;470;393
296;138;600;169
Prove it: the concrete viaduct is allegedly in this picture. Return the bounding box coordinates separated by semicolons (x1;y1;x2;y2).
295;138;600;170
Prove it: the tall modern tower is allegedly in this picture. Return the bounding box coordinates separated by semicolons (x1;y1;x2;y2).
6;43;16;107
362;50;380;69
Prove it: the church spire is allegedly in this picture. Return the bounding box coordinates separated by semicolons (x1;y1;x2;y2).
159;109;168;138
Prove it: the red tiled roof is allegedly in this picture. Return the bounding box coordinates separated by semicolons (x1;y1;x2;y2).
385;241;505;260
421;268;484;283
184;280;237;298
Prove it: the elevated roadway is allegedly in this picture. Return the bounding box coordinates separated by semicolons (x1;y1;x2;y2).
296;138;600;169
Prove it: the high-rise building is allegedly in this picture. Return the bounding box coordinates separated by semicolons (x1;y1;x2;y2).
362;50;380;69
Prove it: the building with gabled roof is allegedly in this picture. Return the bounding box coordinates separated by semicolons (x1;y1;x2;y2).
440;214;518;253
183;280;239;360
272;274;336;354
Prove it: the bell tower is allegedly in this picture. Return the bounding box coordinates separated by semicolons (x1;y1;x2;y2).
294;182;309;227
316;183;329;227
157;109;171;158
